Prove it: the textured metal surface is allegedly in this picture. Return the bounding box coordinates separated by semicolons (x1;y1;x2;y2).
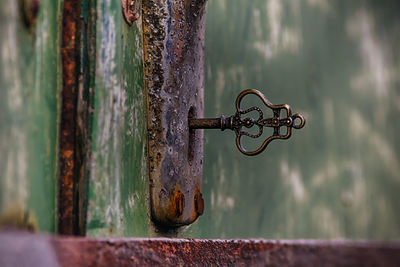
143;0;206;227
2;232;400;266
53;238;400;266
190;89;305;156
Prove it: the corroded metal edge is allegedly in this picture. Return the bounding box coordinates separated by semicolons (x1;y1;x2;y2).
1;232;400;266
143;0;206;227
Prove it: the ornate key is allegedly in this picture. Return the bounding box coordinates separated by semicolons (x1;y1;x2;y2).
189;89;306;156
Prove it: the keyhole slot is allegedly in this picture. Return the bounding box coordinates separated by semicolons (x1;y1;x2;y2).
188;106;197;161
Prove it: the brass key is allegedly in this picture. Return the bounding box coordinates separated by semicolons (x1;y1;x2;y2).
189;89;306;156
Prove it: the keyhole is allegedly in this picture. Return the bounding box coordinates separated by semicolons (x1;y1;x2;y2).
188;106;197;162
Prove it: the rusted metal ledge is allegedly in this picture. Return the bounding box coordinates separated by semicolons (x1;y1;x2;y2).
1;232;399;266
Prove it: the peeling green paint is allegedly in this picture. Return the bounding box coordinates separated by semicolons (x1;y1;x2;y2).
86;0;149;237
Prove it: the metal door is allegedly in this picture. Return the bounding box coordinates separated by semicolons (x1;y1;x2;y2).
1;0;399;243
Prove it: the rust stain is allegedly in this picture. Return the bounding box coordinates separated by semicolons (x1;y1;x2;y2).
59;0;81;235
19;0;41;28
172;189;185;218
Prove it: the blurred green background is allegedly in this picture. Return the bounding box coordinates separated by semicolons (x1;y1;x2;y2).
194;0;400;239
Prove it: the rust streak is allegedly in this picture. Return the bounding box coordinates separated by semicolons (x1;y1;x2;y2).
172;190;185;218
59;0;81;235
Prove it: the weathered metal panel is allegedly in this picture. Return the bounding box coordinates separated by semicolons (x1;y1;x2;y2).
85;0;149;237
143;0;206;228
0;0;62;232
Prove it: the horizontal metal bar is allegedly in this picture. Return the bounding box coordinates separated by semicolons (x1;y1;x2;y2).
1;232;400;266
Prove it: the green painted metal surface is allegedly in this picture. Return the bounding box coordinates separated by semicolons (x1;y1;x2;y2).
86;0;150;237
0;0;62;232
194;0;400;239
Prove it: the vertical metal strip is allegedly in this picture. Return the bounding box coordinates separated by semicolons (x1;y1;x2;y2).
143;0;206;228
59;0;80;235
59;0;96;235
